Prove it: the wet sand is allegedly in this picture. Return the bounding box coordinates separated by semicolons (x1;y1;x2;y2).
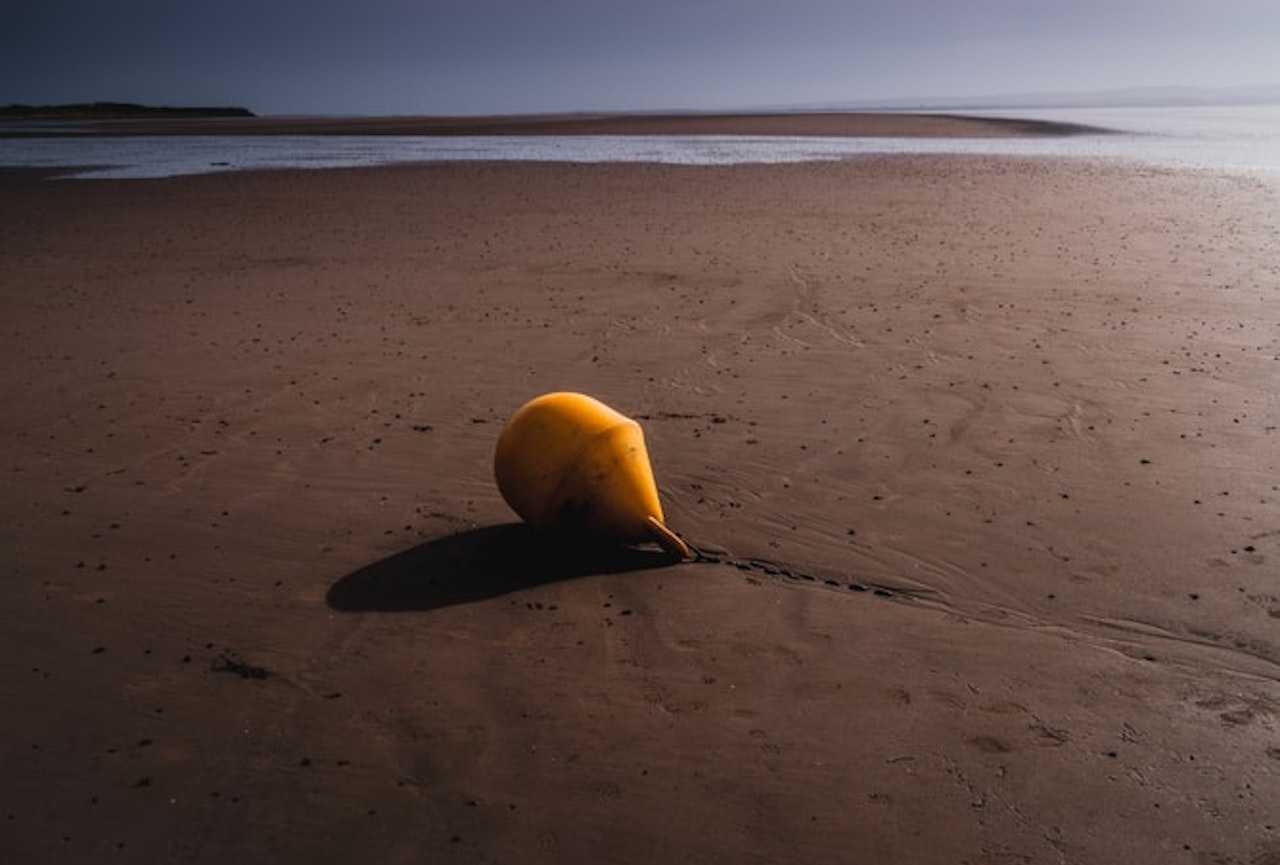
0;110;1106;138
1;158;1278;864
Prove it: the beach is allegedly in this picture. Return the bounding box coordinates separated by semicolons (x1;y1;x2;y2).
2;155;1278;864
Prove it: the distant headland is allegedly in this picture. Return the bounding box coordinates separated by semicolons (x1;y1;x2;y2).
0;102;254;119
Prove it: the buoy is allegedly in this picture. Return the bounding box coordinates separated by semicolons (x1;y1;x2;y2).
494;392;691;559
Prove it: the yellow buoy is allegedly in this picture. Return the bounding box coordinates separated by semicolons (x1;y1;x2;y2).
494;392;691;558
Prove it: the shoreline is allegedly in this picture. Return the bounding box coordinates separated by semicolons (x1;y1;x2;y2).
12;152;1273;188
4;153;1234;187
0;110;1111;139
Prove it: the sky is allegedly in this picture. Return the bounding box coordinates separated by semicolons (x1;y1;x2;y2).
4;1;1280;114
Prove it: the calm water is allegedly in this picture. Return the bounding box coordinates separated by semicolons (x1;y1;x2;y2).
1;105;1278;179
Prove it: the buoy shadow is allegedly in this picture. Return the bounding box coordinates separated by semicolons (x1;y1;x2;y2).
326;523;675;612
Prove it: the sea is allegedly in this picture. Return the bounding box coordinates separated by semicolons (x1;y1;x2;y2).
1;105;1278;180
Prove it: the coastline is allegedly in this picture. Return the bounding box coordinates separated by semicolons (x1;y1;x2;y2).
0;110;1110;139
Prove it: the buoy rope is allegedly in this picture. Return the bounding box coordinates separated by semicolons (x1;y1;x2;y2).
680;539;927;602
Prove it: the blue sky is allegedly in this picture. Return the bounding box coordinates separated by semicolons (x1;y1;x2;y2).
5;1;1279;113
